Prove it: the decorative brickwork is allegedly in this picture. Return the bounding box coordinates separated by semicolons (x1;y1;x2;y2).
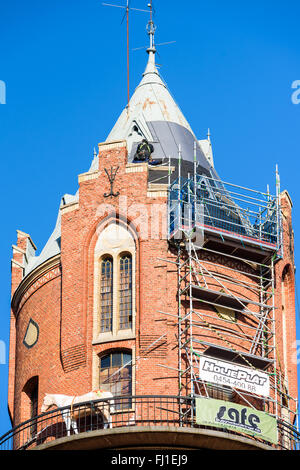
139;334;168;358
7;141;298;450
61;344;86;373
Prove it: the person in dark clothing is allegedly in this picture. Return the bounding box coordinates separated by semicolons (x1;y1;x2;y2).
134;139;154;162
133;139;162;166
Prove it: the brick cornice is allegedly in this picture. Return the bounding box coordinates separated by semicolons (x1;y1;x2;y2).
78;170;99;184
98;139;127;152
11;259;24;270
60;201;79;215
16;229;37;250
12;245;26;255
11;254;61;315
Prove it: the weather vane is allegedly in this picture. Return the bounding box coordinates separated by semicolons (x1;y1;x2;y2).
132;1;176;57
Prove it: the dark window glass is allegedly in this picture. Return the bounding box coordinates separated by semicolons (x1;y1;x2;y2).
30;383;38;437
100;351;132;410
119;255;132;330
100;257;113;333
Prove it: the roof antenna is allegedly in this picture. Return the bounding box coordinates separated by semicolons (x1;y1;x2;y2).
132;1;176;59
147;1;156;53
102;2;148;113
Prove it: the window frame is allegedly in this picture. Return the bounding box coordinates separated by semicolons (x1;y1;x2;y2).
99;256;114;334
99;350;133;411
118;252;133;332
93;223;136;345
30;382;39;437
21;376;39;438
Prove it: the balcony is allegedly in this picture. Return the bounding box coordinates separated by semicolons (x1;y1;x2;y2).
0;395;299;451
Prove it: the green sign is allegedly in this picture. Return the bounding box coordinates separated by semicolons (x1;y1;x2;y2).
196;397;278;445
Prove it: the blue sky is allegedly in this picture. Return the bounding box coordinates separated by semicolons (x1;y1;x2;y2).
0;0;300;436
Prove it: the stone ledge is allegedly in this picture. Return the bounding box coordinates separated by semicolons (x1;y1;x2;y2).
125;162;148;173
147;183;168;198
11;259;24;269
17;230;37;251
148;184;168;191
147;191;168;198
33;425;273;451
60;201;80;215
12;245;26;255
148;165;175;172
78;170;99;183
98;140;127;152
92;333;136;345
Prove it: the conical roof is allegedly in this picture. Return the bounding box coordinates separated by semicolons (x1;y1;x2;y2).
107;49;192;143
23;21;219;278
106;44;214;174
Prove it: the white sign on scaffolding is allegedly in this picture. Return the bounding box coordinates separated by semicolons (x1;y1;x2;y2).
199;355;270;398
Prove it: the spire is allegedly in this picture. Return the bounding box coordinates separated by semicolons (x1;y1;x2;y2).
106;2;215;174
146;2;156;55
143;1;158;76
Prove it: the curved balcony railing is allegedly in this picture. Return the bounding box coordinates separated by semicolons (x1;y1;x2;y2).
168;175;280;251
0;395;299;451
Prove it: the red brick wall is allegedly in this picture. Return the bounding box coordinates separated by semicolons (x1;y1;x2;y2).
8;142;298;431
274;191;298;418
8;231;36;421
12;273;62;426
9;141;176;426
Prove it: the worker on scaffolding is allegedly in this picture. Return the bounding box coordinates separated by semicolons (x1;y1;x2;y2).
133;139;160;165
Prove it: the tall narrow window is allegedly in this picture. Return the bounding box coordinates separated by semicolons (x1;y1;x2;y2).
30;383;39;437
22;377;39;438
119;254;132;330
100;257;113;333
99;351;132;410
94;223;136;342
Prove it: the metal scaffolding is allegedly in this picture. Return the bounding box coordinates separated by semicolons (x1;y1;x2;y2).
165;146;298;446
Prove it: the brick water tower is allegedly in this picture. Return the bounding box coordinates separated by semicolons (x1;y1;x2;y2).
1;8;299;451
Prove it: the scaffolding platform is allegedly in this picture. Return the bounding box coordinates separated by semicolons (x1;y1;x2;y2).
163;152;299;441
193;341;274;370
168;169;282;259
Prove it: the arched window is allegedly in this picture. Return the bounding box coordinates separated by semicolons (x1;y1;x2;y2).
119;254;132;330
99;351;132;410
94;223;136;341
22;376;39;437
100;257;113;333
30;383;39;436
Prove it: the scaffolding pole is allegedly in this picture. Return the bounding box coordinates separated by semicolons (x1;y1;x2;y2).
167;154;298;446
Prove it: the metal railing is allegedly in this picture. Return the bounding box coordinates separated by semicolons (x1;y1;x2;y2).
168;174;281;251
0;395;299;451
